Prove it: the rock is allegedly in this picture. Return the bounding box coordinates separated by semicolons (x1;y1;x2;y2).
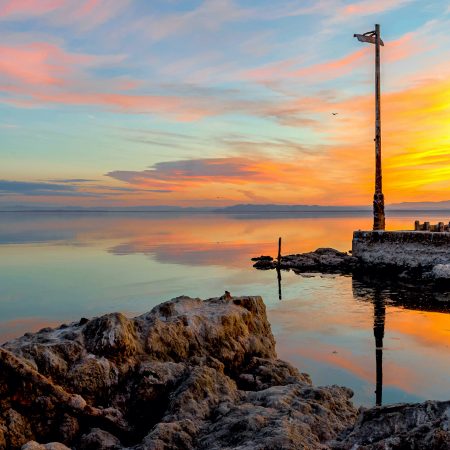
252;246;450;284
1;294;448;449
332;400;450;449
0;295;356;449
432;264;450;280
252;259;276;269
251;255;273;262
79;428;122;449
83;312;141;359
21;442;71;450
4;410;33;449
253;248;358;274
198;384;357;450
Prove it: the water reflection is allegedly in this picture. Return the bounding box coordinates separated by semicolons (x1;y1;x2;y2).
1;212;449;406
352;275;450;312
352;276;449;406
373;290;385;406
277;267;282;300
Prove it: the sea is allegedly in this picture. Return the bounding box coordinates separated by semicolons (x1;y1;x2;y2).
1;211;449;407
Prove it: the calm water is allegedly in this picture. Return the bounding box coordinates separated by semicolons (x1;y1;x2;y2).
1;212;449;407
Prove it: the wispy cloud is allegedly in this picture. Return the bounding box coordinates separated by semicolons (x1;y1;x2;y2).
134;0;253;42
0;179;172;200
0;180;92;197
47;178;97;183
0;0;130;29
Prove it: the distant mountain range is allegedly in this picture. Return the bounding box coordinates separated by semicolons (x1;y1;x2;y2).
216;204;370;213
1;202;450;212
387;200;450;210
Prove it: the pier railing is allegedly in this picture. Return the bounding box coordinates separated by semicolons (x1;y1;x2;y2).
414;221;450;232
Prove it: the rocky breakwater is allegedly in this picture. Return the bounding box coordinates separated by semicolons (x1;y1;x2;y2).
252;248;358;274
1;294;449;450
253;245;450;283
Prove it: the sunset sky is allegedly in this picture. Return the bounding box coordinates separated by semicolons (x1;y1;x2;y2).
1;0;450;207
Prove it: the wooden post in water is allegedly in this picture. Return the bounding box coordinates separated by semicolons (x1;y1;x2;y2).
277;237;282;268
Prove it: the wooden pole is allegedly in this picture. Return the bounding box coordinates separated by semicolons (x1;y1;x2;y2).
373;24;385;231
277;237;281;267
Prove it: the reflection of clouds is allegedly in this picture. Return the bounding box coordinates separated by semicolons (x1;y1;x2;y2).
0;317;61;345
109;241;273;268
276;335;434;399
0;229;74;245
352;277;450;350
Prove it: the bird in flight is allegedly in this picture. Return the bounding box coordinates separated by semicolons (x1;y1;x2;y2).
331;112;338;116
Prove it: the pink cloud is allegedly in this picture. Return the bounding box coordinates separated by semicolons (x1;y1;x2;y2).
292;48;369;79
0;0;64;18
243;48;370;85
0;0;130;28
342;0;413;17
244;30;425;87
137;0;252;42
0;42;103;85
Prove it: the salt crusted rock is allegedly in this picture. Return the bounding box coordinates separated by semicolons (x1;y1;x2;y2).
21;442;71;450
0;295;448;449
332;400;450;450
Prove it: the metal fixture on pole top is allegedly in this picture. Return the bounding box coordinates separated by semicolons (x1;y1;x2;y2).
354;24;385;231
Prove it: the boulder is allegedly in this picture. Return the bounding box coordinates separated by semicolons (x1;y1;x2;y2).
332;400;450;449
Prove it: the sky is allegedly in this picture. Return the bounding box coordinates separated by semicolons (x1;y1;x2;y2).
1;0;450;208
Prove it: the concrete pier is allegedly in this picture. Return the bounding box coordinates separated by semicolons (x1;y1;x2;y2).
352;230;450;268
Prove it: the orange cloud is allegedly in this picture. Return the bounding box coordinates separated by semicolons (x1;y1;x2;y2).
105;157;334;204
105;66;450;205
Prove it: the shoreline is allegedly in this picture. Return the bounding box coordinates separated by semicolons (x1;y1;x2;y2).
252;247;450;284
1;295;448;449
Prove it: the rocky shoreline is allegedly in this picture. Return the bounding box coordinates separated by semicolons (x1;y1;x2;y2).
252;247;450;283
252;248;357;274
1;295;449;449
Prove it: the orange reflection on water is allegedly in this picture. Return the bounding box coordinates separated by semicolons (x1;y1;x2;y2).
270;281;450;402
1;212;449;405
2;212;448;269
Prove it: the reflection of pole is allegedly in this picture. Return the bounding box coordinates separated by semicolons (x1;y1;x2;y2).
277;237;282;300
277;266;282;300
373;290;385;406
